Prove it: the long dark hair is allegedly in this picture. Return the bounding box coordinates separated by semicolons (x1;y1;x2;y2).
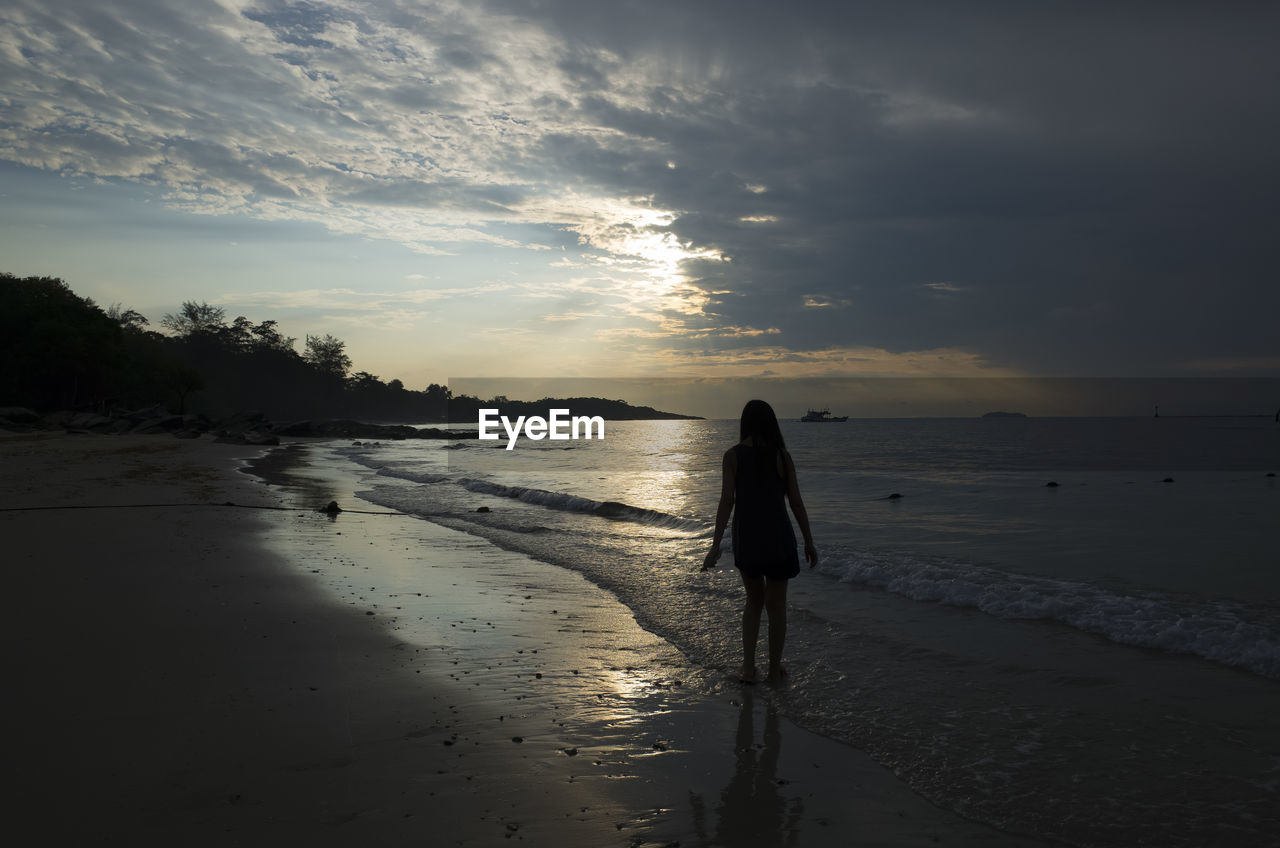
739;400;788;479
739;399;786;449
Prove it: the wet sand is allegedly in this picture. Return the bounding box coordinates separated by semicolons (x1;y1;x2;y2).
3;432;1059;846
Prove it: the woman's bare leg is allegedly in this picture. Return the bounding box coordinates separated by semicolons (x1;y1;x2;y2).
763;578;788;683
740;574;765;682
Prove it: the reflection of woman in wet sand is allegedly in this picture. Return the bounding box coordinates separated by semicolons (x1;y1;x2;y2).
689;689;803;846
703;400;818;684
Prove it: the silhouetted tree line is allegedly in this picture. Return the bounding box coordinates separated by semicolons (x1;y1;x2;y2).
0;273;451;420
1;274;698;423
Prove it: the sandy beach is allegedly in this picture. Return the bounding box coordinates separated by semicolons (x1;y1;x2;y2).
3;432;1058;846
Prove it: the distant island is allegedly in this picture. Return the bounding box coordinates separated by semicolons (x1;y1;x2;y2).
981;411;1028;418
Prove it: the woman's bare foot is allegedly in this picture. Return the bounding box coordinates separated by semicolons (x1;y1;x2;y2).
765;664;788;685
739;664;757;684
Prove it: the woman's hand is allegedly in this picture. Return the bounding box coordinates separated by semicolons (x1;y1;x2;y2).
701;544;722;570
804;540;819;569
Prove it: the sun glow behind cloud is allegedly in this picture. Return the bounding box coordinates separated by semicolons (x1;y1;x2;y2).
0;0;744;378
0;2;1010;384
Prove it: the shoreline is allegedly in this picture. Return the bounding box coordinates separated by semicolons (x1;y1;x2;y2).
5;431;1058;845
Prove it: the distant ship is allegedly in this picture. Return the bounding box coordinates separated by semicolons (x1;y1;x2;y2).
801;408;848;422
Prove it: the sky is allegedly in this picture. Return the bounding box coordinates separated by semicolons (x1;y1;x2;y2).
2;1;1278;416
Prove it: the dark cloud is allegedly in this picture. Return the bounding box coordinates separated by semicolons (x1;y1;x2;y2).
487;0;1280;374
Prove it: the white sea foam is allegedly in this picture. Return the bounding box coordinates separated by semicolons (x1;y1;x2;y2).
819;549;1280;679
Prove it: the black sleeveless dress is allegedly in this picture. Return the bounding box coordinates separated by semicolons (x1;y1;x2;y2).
730;444;800;580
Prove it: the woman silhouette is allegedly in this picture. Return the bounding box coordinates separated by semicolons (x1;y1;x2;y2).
703;400;817;684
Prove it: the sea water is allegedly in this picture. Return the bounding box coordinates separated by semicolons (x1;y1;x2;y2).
325;416;1279;846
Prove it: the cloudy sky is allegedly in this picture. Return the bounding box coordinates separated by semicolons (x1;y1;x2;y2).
2;0;1277;401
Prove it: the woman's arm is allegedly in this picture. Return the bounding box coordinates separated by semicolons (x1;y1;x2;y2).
702;448;736;570
782;451;818;568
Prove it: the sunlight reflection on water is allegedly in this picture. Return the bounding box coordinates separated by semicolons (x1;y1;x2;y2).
307;417;1280;847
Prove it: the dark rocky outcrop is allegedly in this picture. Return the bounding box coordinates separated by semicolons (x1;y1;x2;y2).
3;407;474;443
133;414;187;434
272;419;475;440
0;407;41;430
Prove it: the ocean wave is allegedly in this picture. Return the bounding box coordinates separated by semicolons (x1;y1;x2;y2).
819;550;1280;679
455;478;704;532
375;469;451;484
356;457;706;532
